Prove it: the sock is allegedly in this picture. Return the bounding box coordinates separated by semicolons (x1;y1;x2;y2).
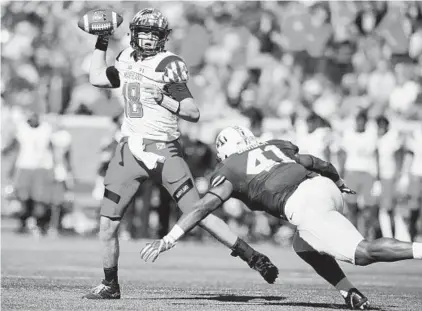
230;238;255;264
412;243;422;259
335;277;355;298
104;266;118;283
296;251;348;290
394;213;411;242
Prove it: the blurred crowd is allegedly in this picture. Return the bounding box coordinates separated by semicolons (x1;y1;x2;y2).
1;1;422;243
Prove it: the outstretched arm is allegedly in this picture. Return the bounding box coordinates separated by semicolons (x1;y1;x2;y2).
176;179;233;236
139;181;232;259
294;153;355;194
294;153;341;183
140;178;279;283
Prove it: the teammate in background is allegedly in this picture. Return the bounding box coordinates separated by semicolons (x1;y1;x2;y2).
280;112;298;143
296;112;332;161
243;107;273;142
142;125;422;310
339;111;378;240
1;112;55;235
375;116;410;241
401;125;422;241
49;121;74;236
83;8;278;299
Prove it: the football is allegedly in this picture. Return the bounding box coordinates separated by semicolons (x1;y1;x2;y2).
78;9;123;36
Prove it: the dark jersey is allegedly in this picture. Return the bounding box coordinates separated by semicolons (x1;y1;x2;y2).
210;139;317;219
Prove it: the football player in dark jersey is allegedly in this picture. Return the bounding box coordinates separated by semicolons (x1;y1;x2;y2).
142;125;422;310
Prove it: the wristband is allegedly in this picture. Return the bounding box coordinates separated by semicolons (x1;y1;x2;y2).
159;95;180;114
335;178;344;187
164;225;185;244
95;36;109;52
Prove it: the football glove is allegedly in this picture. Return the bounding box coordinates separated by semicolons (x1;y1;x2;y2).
336;179;356;194
140;238;176;263
247;252;279;284
339;184;356;195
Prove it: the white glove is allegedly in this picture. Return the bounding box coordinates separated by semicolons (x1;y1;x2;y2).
140;237;176;263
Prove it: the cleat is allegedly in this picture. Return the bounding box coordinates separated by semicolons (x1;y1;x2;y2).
248;252;279;284
82;280;121;299
344;288;370;310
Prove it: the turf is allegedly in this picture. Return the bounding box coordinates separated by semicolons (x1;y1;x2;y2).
2;227;422;311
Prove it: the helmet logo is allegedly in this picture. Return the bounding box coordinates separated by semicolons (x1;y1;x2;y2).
132;9;168;29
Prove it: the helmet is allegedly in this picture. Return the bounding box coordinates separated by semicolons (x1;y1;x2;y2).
130;8;171;57
215;126;257;162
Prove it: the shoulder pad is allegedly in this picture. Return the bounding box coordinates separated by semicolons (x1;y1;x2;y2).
155;53;189;83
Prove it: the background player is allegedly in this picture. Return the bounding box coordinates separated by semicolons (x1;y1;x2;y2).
375;116;410;241
339;111;378;239
83;8;278;299
49;120;74;236
401;124;422;241
1;112;55;236
142;125;422;310
296;112;332;161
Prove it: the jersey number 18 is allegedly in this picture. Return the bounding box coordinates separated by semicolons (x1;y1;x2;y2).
247;145;294;175
123;82;143;118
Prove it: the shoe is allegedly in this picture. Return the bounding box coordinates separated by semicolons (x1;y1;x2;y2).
344;288;370;310
82;280;121;299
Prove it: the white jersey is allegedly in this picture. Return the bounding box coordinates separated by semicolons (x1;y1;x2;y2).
407;129;422;176
296;127;331;161
15;122;53;170
377;129;402;180
341;128;378;175
115;48;189;141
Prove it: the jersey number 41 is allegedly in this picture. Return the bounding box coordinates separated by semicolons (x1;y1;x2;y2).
247;145;294;175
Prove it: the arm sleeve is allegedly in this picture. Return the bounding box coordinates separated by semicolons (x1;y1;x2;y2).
165;83;193;102
269;139;300;159
295;154;341;183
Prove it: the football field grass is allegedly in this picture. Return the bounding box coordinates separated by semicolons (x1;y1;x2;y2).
2;226;422;311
